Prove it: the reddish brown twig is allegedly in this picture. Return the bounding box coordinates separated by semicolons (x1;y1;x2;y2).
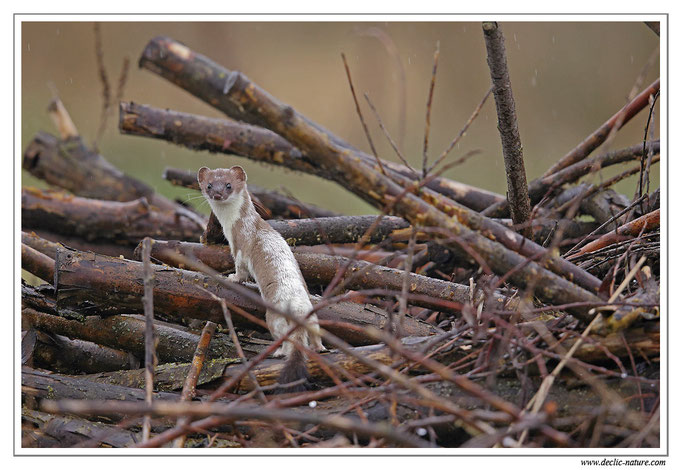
567;209;659;260
341;52;384;175
173;320;217;447
543;79;659;177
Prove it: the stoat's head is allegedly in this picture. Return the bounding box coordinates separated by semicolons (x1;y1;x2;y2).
197;166;247;205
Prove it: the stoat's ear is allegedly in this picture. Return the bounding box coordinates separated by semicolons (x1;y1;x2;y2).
230;165;247;182
197;167;210;183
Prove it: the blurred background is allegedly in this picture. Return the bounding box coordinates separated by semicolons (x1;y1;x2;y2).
21;21;660;215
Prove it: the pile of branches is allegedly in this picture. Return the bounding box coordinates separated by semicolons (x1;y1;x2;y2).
21;24;660;449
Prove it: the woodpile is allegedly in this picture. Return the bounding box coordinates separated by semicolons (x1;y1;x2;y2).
21;26;660;449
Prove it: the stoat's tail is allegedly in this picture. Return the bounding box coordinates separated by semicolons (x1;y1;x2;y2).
277;349;310;393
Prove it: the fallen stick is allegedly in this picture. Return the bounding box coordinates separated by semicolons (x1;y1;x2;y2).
42;399;431;448
566;209;660;260
23;328;136;374
22;307;266;364
23;408;142;448
22;187;204;245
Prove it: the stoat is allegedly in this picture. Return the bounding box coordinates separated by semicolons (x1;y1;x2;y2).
197;166;325;392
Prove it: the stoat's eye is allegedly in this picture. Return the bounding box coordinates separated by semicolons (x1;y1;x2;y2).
226;183;232;190
207;183;213;190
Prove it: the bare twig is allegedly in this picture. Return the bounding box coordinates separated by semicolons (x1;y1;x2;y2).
638;90;660;204
364;93;417;176
141;238;156;442
542;79;659;177
173;320;216;448
426;86;493;175
422;41;440;178
341;52;384;175
93;23;111;149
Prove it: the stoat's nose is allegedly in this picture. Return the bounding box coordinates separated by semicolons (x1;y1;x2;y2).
213;194;224;201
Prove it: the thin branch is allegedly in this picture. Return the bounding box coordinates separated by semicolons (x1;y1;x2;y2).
172;320;216;448
426;86;493;175
363;93;418;176
141;237;156;442
93;23;111;150
341;52;385;175
422;41;440;178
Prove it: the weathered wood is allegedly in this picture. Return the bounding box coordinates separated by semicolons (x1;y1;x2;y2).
22;308;265;364
22;366;180;402
23;127;206;228
21;244;55;284
138;38;505;214
22;408;142;448
482;22;532;238
22;188;204;245
567;209;660;260
80;357;239;392
54;247;440;345
23;328;137;374
141;239;512;313
202;212;410;246
132;40;602;297
23;132;156;203
139;44;604;321
484;141;660;218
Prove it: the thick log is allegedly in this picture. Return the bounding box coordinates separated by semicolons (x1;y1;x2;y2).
22;188;203;245
202;213;410;247
22;244;55;284
163;166;340;219
23;130;200;220
23;328;137;374
22;307;265;364
80;358;239;392
22;366;180;402
140;239;512;313
139;44;604;321
122;100;499;213
22;409;142;448
54;247;439;346
23;132;155;203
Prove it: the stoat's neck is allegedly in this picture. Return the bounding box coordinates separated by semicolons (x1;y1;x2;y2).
209;189;257;248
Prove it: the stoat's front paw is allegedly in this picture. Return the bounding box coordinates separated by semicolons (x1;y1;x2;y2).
227;273;242;283
272;347;286;358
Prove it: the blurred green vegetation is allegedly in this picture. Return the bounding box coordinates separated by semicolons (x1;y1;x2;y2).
21;21;660;215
